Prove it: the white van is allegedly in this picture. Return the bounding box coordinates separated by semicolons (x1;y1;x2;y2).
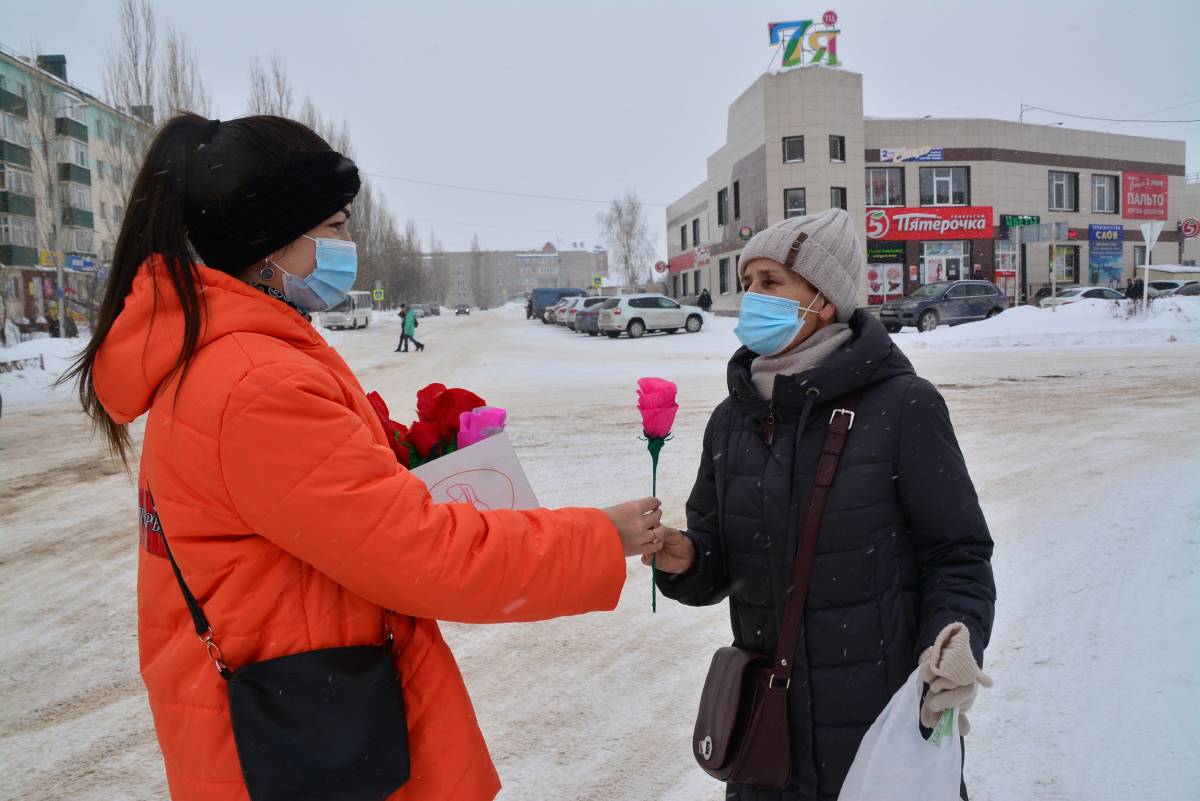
320;290;373;329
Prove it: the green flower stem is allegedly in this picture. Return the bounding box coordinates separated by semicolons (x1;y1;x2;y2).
645;434;668;614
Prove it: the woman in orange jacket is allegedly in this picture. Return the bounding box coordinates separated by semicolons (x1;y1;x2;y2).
68;113;666;801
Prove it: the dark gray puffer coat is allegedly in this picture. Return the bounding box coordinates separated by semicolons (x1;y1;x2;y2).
657;311;996;801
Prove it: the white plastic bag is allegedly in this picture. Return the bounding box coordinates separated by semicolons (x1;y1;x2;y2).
837;669;962;801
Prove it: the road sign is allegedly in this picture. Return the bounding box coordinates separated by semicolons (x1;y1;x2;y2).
592;275;603;287
1182;218;1199;239
372;289;385;301
1140;221;1165;251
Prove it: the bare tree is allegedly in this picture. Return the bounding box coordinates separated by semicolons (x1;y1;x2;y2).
597;191;655;287
248;55;294;117
468;234;489;308
103;0;157;118
158;26;212;117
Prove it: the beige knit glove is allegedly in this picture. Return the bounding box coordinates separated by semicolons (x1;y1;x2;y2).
918;622;992;736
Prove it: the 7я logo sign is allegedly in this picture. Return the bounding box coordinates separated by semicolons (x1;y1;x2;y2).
866;207;995;240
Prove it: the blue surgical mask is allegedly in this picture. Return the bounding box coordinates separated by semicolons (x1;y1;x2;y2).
273;235;358;312
734;291;824;356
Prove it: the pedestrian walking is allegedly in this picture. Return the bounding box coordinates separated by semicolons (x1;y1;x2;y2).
647;208;996;801
64;112;667;801
395;303;424;352
698;288;713;312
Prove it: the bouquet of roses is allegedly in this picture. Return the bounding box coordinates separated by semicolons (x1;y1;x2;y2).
367;383;507;469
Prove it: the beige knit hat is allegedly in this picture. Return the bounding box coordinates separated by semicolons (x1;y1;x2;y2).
738;208;864;323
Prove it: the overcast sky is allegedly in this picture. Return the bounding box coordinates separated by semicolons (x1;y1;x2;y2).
6;0;1198;255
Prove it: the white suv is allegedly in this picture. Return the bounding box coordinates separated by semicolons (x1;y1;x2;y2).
597;294;704;339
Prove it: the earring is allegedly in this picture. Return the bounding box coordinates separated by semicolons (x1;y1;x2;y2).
259;264;275;281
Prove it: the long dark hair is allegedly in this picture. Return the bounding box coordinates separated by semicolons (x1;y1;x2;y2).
63;113;334;465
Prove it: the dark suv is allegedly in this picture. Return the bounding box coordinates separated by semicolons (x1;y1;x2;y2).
879;280;1007;333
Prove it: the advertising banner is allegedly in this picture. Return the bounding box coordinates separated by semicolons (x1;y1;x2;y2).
866;207;994;241
879;146;944;163
1088;224;1124;287
1122;172;1168;220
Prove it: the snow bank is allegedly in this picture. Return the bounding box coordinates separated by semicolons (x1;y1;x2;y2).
0;336;87;409
894;297;1200;349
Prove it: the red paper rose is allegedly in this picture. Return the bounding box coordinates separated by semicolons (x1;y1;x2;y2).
366;391;412;467
432;388;487;438
416;383;448;423
407;421;442;459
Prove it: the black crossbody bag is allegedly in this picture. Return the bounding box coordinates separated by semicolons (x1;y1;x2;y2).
158;519;410;801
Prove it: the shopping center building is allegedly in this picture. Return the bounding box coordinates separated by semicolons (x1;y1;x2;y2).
664;66;1197;313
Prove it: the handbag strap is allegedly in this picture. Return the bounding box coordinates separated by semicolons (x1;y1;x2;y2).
150;492;394;679
770;391;861;687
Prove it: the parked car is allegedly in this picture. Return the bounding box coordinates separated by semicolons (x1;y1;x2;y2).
1175;282;1200;296
319;290;372;330
532;287;587;323
597;294;705;339
410;306;428;319
576;303;603;336
556;297;582;328
420;303;442;316
455;304;471;316
545;298;570;325
1038;286;1126;308
1147;280;1199;297
1031;285;1080;306
565;296;606;331
878;280;1008;333
479;304;489;311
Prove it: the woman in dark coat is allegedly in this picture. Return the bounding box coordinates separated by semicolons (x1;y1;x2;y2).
648;209;996;801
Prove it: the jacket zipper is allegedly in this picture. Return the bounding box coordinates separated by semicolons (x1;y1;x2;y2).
765;402;776;445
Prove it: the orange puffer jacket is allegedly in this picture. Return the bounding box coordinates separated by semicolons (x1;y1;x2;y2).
94;257;626;800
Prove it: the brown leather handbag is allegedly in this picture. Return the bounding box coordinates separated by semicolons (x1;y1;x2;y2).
692;393;860;788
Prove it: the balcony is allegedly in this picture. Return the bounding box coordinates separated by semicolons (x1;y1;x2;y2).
55;117;89;142
0;89;29;118
61;207;95;229
0;141;33;168
0;191;36;216
57;163;91;186
0;244;37;266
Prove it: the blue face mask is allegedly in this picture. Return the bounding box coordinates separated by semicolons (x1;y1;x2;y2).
274;235;358;312
734;291;825;356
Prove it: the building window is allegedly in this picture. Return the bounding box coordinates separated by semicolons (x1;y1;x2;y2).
1050;245;1080;283
682;272;689;296
735;255;742;293
1133;245;1146;267
672;274;680;297
1048;171;1078;212
0;214;38;247
56;93;87;124
56;140;91;169
63;227;95;254
692;218;700;248
1092;174;1118;214
865;167;904;207
99;200;107;220
0;165;35;195
784;188;806;219
920;167;969;206
829;135;846;163
733;181;741;220
831;187;847;211
1;112;31;146
717;187;729;226
719;257;730;294
783;136;805;163
59;182;92;211
995;237;1018;273
680;224;687;251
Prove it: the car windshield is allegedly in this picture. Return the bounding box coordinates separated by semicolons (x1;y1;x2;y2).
328;296;354;312
909;283;952;299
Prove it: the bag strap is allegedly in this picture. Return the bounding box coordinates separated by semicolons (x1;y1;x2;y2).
152;491;394;679
157;525;232;678
770;391;861;688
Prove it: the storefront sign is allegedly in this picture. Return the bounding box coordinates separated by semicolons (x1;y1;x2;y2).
879;146;943;163
769;13;840;68
65;255;96;272
866;264;904;305
667;251;696;274
654;260;668;273
1181;218;1199;239
866;206;994;241
1122;172;1168;220
867;242;906;262
909;264;918;281
1088;224;1124;287
1001;214;1040;228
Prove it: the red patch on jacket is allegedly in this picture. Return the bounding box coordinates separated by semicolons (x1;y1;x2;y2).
138;487;168;558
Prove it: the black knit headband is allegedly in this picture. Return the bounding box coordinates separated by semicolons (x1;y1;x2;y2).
186;150;361;270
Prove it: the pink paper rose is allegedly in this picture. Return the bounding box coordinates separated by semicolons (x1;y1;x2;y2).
458;407;508;449
637;377;679;439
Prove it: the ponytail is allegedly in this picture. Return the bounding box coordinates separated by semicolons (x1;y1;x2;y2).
62;113;335;466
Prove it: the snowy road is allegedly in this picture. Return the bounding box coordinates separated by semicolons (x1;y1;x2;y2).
1;308;1198;800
